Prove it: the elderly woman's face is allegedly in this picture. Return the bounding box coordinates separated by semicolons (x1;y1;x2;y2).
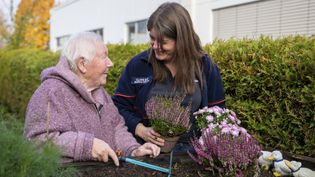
84;44;113;88
149;28;176;62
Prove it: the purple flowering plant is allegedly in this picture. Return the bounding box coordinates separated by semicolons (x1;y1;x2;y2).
190;106;262;177
145;95;191;138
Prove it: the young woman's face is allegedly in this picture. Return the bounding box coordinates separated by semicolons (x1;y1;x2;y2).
149;28;176;62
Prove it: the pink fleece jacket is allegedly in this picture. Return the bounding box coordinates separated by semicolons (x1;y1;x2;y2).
24;57;140;163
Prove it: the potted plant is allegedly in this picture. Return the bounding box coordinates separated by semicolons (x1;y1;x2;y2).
190;106;262;177
145;95;191;153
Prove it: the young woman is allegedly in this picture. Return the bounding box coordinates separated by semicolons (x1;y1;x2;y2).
113;2;225;151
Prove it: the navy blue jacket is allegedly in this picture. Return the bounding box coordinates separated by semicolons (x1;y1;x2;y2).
112;50;225;136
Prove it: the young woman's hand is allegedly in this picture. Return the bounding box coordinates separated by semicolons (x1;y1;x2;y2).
92;138;119;166
131;142;160;157
135;123;165;146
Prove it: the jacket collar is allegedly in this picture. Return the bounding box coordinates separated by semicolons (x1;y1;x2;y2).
139;49;151;63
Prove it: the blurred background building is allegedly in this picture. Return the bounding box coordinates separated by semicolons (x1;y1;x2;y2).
1;0;314;51
50;0;315;51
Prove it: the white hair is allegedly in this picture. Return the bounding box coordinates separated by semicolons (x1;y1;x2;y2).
62;31;104;71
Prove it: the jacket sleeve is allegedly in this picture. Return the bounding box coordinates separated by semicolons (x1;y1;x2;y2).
24;88;94;162
110;101;141;156
204;55;226;108
101;92;140;156
113;113;141;156
112;61;143;136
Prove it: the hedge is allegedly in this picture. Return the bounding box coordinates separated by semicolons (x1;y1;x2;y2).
0;36;314;156
105;44;148;95
0;48;59;117
205;35;315;156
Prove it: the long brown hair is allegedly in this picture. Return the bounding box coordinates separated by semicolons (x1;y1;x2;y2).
147;2;204;94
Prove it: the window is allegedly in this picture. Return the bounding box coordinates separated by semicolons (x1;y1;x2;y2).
89;28;103;39
213;0;315;40
126;19;148;44
128;24;135;33
137;20;147;34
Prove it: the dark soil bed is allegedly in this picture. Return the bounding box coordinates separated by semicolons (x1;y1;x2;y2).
62;151;315;177
63;152;283;177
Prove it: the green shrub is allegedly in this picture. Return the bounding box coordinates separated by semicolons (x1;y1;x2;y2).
205;35;315;156
0;107;77;177
0;36;314;157
0;48;59;116
106;44;148;95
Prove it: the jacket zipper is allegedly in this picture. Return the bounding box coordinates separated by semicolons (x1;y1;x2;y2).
94;104;101;119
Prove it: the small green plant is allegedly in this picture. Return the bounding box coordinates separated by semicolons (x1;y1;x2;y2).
145;95;191;137
0;107;77;177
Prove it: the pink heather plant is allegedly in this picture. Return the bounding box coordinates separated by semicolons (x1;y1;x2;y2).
145;95;191;137
190;106;262;177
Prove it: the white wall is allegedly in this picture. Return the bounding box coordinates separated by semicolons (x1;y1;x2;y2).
191;0;260;44
49;0;264;50
50;0;181;51
50;0;311;50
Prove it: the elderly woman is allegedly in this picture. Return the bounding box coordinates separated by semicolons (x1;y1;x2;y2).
24;32;160;166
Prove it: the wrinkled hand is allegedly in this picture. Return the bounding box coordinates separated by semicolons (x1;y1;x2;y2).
131;142;160;158
135;123;165;146
92;138;119;166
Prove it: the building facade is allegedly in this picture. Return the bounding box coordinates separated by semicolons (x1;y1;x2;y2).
50;0;181;51
50;0;315;51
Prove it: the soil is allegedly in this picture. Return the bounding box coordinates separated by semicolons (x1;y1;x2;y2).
62;151;315;177
63;152;279;177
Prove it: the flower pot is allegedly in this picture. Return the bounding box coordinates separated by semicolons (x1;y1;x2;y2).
161;136;180;153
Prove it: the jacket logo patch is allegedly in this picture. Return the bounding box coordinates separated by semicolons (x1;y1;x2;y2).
131;77;151;84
